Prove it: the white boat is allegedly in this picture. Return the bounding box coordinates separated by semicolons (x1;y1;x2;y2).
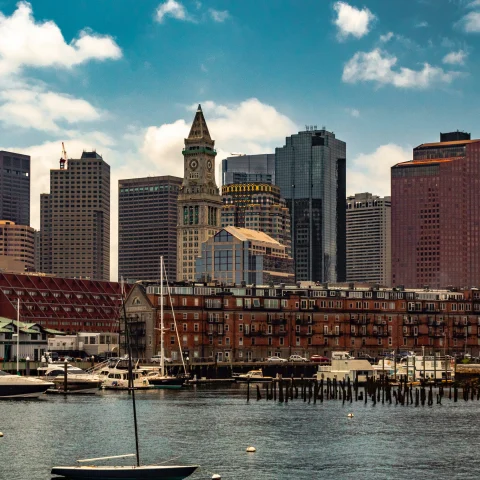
100;358;152;390
52;278;198;479
235;369;273;382
0;370;54;399
37;362;103;393
316;359;374;384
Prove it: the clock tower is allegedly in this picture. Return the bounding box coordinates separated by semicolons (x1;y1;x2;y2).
177;104;222;281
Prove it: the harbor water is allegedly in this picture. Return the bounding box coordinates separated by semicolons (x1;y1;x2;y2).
1;384;480;479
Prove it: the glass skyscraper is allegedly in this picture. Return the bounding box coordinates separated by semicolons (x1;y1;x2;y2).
275;128;346;282
221;154;275;185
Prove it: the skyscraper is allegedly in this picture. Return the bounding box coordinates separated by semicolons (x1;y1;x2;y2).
391;131;480;289
221;154;275;185
177;105;222;281
0;221;35;273
221;182;291;253
346;193;391;286
118;176;182;282
275;128;346;282
0;151;30;226
40;151;110;281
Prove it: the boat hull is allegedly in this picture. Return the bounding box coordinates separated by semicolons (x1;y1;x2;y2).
0;378;54;399
148;377;185;389
51;465;198;479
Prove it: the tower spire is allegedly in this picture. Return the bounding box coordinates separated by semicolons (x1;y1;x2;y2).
187;104;212;143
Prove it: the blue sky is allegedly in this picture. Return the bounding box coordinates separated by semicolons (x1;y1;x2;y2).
0;0;479;279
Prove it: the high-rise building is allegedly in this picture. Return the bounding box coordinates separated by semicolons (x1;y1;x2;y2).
177;105;222;281
118;176;182;282
275;128;346;282
221;182;291;253
0;151;30;226
221;154;275;185
391;131;480;289
40;151;110;281
0;220;35;273
346;193;391;286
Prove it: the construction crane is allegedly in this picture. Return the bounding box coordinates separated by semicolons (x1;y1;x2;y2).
60;142;67;169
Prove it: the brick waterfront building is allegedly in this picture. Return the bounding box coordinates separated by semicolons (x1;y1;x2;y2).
392;131;480;289
126;282;480;362
0;273;123;333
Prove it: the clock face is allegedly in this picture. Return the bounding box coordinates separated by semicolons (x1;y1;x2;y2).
189;159;198;170
207;160;213;170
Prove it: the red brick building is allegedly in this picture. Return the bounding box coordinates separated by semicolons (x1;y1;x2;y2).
0;273;123;333
126;282;480;362
392;131;480;289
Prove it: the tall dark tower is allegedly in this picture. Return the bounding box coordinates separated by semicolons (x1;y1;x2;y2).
177;105;222;281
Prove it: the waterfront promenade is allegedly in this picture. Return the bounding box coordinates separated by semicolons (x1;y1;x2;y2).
1;384;480;479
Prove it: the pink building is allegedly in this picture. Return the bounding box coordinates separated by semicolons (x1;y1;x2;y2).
392;132;480;289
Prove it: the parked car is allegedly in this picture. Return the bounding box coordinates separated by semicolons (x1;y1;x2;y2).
266;356;287;363
289;354;308;362
310;355;330;363
150;355;172;364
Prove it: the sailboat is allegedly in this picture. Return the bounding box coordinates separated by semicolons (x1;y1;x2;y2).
146;257;188;389
51;278;198;480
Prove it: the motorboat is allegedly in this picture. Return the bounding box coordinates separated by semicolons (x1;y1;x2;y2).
235;369;273;382
37;362;103;393
100;358;152;390
0;369;54;399
145;371;186;389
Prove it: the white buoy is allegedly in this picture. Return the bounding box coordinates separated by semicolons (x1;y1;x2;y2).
212;474;222;479
347;413;354;418
0;432;3;437
246;446;256;453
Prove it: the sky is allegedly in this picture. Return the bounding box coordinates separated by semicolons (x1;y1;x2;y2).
0;0;479;280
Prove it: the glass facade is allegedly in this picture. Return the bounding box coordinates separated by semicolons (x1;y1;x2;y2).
275;129;346;282
221;154;275;186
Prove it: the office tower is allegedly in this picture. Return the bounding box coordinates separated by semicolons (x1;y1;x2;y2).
221;154;275;185
177;105;222;281
0;221;35;272
0;151;30;226
391;131;480;289
346;193;391;285
275;127;346;282
196;227;295;285
221;182;291;253
118;176;182;282
40;151;110;281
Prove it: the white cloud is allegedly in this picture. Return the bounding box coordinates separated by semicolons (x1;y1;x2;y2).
457;10;480;32
333;1;376;39
0;2;121;76
346;108;360;118
467;0;480;8
379;32;394;43
347;144;411;197
342;48;460;88
155;0;189;23
443;50;468;65
0;89;102;132
209;9;229;22
415;21;428;28
141;98;297;184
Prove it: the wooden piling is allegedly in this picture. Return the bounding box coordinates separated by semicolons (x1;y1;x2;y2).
247;379;250;402
256;385;261;401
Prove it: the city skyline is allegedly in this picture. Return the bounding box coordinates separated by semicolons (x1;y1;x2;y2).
0;1;479;279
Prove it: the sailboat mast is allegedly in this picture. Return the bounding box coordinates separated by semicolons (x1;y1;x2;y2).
160;256;165;377
17;298;20;375
121;277;140;467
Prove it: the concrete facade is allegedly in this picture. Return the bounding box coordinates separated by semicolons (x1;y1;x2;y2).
118;176;182;282
346;193;391;286
40;151;110;281
0;220;35;272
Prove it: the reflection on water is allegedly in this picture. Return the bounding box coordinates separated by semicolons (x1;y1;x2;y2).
1;384;480;479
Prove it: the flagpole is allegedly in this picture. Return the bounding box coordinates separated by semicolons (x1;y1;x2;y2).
17;298;20;375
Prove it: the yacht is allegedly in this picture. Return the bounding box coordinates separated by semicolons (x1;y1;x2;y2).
37;363;103;393
0;370;54;399
100;358;152;390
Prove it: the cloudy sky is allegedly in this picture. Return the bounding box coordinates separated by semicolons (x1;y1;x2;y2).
0;0;479;280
